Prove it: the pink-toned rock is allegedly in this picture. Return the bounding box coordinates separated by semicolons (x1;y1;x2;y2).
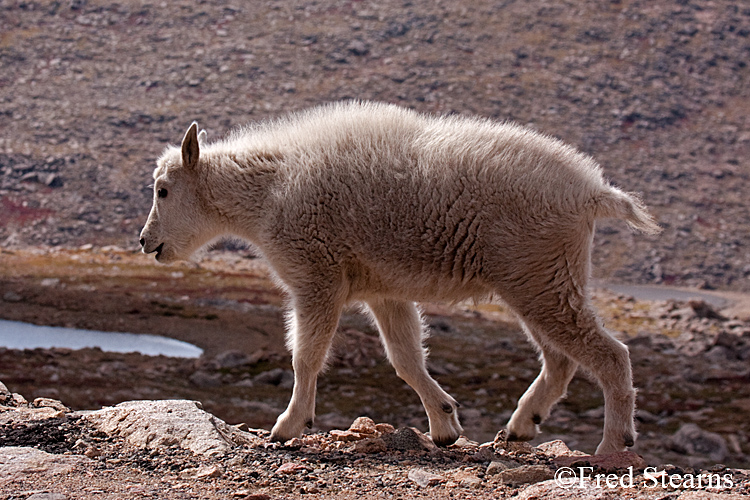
375;423;395;434
495;465;555;486
555;451;647;472
408;468;445;487
536;439;575;457
0;405;66;425
450;436;480;449
276;462;307;475
330;429;366;442
453;470;482;488
282;437;304;449
348;416;377;434
32;397;70;412
181;464;224;479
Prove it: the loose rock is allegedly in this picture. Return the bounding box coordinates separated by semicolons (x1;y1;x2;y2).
495;465;555;486
407;468;444;487
669;423;728;464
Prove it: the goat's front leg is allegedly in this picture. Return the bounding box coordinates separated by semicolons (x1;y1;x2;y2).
367;298;462;446
270;293;343;443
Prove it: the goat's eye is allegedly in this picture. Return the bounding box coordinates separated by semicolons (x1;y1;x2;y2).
157;188;168;199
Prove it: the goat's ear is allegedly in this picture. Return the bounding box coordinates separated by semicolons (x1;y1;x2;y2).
197;129;207;146
181;122;200;170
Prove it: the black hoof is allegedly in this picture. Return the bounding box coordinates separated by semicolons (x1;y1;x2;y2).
432;434;460;447
506;431;519;442
624;434;635;447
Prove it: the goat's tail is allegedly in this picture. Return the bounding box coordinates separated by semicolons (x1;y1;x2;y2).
593;186;662;235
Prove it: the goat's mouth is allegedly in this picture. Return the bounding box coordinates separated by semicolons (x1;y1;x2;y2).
153;242;165;260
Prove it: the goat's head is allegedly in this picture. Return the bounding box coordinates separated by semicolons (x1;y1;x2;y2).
139;122;217;263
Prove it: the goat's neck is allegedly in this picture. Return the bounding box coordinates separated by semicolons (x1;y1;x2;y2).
200;153;276;243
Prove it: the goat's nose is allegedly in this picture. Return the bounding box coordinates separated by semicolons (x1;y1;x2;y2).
139;237;145;247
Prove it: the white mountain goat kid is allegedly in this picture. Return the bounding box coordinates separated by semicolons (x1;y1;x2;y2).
139;101;660;454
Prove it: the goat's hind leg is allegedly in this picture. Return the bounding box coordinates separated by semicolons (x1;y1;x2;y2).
506;330;578;442
367;298;462;446
512;298;637;454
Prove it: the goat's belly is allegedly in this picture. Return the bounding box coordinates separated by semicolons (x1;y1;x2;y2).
345;260;490;304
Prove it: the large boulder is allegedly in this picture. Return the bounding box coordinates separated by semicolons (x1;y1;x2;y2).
82;400;262;457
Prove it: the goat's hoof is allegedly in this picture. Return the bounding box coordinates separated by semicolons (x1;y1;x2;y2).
431;433;460;447
270;414;307;443
269;432;287;443
623;434;635;448
595;439;628;455
428;409;463;447
505;429;535;442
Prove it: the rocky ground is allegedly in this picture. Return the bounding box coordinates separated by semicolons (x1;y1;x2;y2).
1;246;750;500
0;0;749;290
2;386;749;499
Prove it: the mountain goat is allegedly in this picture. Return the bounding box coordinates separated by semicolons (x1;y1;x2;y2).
139;101;660;454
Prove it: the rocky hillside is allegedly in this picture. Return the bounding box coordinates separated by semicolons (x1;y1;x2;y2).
1;0;750;290
2;387;748;499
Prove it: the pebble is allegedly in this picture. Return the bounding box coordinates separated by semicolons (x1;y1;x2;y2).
276;462;307;475
2;291;22;302
495;465;554;486
535;439;574;457
194;464;224;479
407;468;444;488
0;381;11;402
454;470;482;488
485;461;510;476
348;416;378;434
32;398;70;412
